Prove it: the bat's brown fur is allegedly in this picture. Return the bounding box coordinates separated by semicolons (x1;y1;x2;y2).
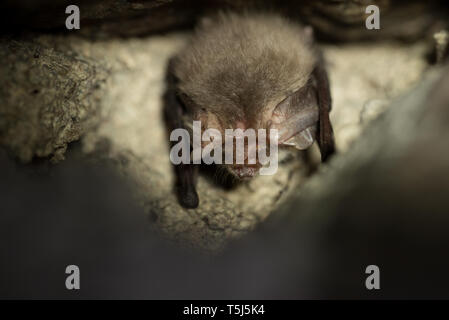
172;12;318;129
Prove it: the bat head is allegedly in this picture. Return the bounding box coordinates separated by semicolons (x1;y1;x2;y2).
172;12;334;179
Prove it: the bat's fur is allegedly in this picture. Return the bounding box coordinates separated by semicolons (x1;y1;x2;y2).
173;12;318;128
166;11;334;208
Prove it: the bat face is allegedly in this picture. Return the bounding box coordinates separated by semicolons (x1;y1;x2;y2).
165;12;335;208
188;80;321;179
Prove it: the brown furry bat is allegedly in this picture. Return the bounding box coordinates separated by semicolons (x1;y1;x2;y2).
164;12;335;208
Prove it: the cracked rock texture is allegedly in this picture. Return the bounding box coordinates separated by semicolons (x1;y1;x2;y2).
0;29;430;250
0;37;108;162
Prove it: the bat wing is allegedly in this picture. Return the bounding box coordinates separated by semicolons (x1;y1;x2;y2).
313;57;336;162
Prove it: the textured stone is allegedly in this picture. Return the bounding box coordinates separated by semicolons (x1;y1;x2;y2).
0;36;108;162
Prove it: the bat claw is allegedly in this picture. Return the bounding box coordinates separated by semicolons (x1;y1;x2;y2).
178;188;199;209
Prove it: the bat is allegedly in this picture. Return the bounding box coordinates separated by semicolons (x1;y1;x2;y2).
164;12;335;209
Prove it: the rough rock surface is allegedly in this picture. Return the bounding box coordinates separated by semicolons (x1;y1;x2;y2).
0;37;108;162
0;31;429;250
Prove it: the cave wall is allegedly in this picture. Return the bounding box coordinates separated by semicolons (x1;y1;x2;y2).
0;0;448;252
